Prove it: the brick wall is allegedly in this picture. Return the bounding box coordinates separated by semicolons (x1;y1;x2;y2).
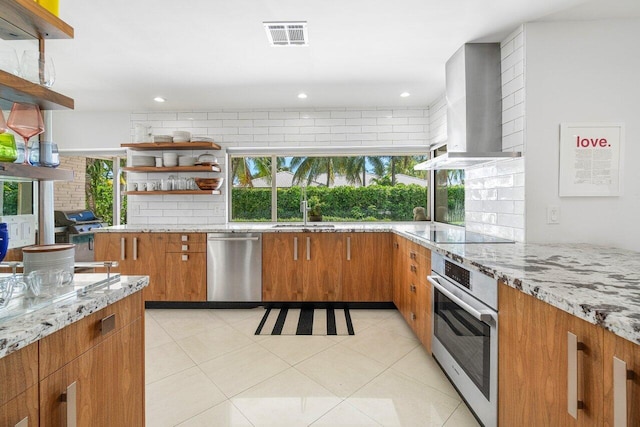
54;156;87;211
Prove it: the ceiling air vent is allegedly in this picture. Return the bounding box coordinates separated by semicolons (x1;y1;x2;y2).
263;21;308;47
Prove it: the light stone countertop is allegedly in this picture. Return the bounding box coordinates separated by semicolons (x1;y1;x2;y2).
98;223;640;345
0;274;149;359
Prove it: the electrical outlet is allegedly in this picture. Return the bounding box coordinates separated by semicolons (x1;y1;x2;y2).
547;205;560;224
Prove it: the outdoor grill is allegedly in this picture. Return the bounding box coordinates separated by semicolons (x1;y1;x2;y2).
54;210;106;262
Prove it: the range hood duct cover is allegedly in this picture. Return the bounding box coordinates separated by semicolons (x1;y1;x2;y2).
415;43;520;171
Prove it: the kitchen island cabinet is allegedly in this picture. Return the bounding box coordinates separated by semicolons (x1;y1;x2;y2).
0;343;39;427
603;330;640;427
498;283;604;426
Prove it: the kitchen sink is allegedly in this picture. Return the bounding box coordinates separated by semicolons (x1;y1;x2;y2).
272;224;335;228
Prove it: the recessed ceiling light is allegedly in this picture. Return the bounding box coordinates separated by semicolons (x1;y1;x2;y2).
400;92;411;98
153;96;166;103
298;93;308;99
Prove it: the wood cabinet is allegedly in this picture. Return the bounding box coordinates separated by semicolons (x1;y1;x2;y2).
342;233;392;301
262;233;303;301
0;343;39;427
165;233;207;301
39;292;144;427
302;233;343;301
499;283;604;426
0;292;144;427
95;233;166;301
603;330;640;427
392;235;432;352
263;232;393;302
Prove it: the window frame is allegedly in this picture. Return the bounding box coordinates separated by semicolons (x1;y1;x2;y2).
226;146;432;224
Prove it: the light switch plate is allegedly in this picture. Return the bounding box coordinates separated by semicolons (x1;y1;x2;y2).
547;205;560;224
0;215;37;248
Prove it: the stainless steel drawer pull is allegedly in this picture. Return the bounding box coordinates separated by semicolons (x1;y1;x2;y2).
613;356;634;427
133;237;138;261
567;332;585;419
15;417;28;427
101;314;116;335
294;237;298;261
120;237;125;261
181;235;189;242
61;381;77;427
306;237;311;261
182;254;189;261
182;244;189;251
346;237;351;261
411;312;416;320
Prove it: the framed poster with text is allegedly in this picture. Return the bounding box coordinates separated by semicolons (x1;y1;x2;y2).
559;122;624;197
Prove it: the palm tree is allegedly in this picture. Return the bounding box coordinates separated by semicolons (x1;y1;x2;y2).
291;156;345;187
230;156;274;187
342;156;386;186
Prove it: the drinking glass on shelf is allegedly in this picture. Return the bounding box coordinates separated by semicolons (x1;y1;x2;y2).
0;43;20;76
6;103;44;165
0;110;9;133
20;51;55;87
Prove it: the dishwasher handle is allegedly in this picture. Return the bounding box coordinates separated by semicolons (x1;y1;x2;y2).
207;236;260;241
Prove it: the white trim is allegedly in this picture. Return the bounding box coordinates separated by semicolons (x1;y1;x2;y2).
226;145;428;157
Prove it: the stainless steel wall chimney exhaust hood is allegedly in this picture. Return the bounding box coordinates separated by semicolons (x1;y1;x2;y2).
415;43;521;171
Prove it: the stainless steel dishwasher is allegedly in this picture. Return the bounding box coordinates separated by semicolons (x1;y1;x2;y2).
206;233;262;301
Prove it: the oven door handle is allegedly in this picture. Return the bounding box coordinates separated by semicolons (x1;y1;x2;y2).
428;275;495;323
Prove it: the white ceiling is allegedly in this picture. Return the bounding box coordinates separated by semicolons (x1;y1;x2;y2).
42;0;639;111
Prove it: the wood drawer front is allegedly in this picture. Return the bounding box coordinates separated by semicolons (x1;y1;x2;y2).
39;292;142;377
166;233;205;244
0;385;39;427
0;343;38;406
166;242;206;253
407;243;430;285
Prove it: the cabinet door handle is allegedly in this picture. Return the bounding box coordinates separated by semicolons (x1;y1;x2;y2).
346;237;351;261
567;332;585;419
410;265;417;273
181;235;188;242
394;242;399;249
613;356;634;427
293;237;298;261
182;244;189;251
14;417;28;427
61;381;77;427
100;314;116;336
120;237;125;261
410;251;416;260
133;237;138;261
410;312;416;320
306;237;310;261
182;254;189;262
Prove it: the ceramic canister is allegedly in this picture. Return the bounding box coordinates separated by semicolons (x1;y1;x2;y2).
22;244;75;285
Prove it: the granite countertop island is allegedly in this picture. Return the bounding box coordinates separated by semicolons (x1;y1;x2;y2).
0;274;149;359
97;223;640;345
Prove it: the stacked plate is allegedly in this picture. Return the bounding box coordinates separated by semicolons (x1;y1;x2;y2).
196;153;217;165
191;135;214;143
153;135;173;143
173;131;191;142
131;156;155;167
178;156;196;166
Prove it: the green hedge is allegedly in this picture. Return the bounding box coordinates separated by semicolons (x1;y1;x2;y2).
232;185;429;222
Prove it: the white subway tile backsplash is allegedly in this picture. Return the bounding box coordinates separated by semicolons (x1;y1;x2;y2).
238;112;269;119
239;127;268;135
376;117;409;126
300;126;332;134
331;111;361;118
346;118;377;126
503;75;525;97
253;119;284;127
223;120;253;127
331;126;362;134
392;125;425;133
208;112;238;120
177;112;208;120
315;118;346;126
392;109;424;118
268;111;300;119
147;113;177;121
284;119;315;127
361;110;392;118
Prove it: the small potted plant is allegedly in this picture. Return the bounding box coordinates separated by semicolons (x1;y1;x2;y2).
308;195;324;222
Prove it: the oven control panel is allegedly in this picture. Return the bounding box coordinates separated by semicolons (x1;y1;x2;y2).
444;260;471;289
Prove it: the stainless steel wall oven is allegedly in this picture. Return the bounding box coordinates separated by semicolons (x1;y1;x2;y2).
429;252;498;427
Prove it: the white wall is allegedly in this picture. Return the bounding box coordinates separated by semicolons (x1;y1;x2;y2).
524;19;640;251
127;107;429;225
51;111;130;151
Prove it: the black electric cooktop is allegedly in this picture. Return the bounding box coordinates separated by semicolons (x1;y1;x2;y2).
407;229;515;244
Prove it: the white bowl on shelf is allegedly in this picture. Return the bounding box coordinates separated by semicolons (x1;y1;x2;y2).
178;156;196;166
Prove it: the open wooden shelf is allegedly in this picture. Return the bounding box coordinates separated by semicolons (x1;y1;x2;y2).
125;190;221;196
0;69;74;110
0;0;74;40
123;165;221;173
121;142;221;151
0;162;73;181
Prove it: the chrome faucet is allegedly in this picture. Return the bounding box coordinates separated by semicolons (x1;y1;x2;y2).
300;185;310;226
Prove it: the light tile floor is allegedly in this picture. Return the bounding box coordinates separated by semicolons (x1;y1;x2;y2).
145;308;480;427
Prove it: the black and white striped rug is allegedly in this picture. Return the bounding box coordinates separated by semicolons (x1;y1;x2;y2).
255;308;355;336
